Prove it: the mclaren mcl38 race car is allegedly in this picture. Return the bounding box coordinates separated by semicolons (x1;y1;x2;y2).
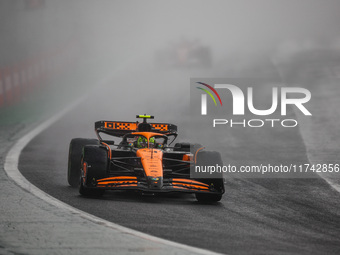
67;115;224;203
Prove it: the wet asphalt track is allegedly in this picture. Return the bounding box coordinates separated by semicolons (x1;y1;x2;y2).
18;68;340;255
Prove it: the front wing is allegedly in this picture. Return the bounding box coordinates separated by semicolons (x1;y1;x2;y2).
90;176;222;194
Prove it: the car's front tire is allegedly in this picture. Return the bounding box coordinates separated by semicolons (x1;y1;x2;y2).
68;138;99;187
195;193;222;203
79;145;108;197
195;150;225;203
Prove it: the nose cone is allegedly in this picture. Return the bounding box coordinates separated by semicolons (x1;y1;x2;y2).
147;176;163;189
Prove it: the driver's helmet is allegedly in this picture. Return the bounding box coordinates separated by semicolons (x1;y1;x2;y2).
136;136;147;148
149;137;156;148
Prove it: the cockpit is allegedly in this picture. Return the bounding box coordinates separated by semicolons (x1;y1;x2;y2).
120;132;168;150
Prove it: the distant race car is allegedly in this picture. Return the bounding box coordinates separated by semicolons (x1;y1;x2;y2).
155;39;212;69
68;115;224;202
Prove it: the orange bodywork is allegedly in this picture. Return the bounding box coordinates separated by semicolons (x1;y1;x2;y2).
182;154;193;162
136;148;163;178
101;142;112;159
172;178;210;191
194;146;205;163
131;132;164;141
172;178;209;187
82;162;87;184
97;176;138;187
104;121;137;131
102;122;169;132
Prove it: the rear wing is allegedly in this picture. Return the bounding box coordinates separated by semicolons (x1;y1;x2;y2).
95;120;178;137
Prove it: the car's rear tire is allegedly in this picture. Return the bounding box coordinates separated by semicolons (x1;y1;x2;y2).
68;138;99;187
79;145;108;196
195;150;224;203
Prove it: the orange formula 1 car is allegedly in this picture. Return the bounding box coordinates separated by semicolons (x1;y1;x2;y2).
67;115;224;202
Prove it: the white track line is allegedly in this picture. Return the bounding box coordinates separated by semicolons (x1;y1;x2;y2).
301;141;340;194
4;78;223;255
271;60;340;195
318;175;340;193
289;102;340;195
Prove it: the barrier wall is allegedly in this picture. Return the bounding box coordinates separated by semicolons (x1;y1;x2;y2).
0;41;78;109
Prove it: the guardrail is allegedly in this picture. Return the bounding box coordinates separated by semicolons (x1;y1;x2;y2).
0;40;79;108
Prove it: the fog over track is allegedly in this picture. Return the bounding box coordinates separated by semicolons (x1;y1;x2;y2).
3;0;340;254
18;61;340;254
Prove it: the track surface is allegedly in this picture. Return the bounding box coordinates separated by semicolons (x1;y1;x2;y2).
19;68;340;254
